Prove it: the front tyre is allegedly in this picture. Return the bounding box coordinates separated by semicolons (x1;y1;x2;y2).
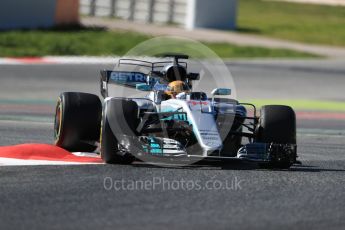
54;92;101;152
257;105;296;169
100;99;138;164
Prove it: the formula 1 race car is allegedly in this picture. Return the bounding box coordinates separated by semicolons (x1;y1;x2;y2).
54;54;297;168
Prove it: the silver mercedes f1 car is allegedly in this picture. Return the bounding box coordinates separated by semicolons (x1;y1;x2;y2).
54;54;297;168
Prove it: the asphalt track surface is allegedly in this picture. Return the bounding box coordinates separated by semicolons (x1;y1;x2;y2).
1;60;345;230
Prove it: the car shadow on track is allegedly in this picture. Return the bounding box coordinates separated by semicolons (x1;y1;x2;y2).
131;161;345;172
288;165;345;173
131;161;257;170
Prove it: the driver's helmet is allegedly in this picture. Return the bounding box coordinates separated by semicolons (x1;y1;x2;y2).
165;80;190;98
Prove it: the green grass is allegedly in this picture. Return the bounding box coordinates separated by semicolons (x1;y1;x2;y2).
0;28;316;58
245;99;345;112
238;0;345;46
0;28;147;57
205;42;315;58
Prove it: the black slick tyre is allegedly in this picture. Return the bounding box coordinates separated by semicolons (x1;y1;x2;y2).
100;99;139;164
54;92;101;152
257;105;296;169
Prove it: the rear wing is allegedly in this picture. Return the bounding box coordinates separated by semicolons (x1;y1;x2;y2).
118;58;187;71
101;70;148;87
100;70;156;98
100;69;200;98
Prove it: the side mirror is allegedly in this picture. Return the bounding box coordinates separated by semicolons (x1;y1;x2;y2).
136;83;151;91
211;88;231;96
187;72;200;80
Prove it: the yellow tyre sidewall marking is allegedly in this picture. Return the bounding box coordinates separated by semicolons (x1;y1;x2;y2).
54;97;63;145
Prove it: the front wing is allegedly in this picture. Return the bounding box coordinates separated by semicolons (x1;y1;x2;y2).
115;134;297;166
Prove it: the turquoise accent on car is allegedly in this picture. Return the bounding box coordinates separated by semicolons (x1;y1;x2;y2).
211;88;231;96
140;136;164;155
151;143;160;148
136;83;152;91
159;108;190;124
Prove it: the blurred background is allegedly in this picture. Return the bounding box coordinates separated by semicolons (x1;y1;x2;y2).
0;0;345;58
1;1;345;230
1;0;345;112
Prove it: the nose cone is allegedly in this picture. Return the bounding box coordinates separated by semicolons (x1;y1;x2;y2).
190;106;223;153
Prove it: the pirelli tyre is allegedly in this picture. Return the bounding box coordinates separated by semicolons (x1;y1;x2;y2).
54;92;101;152
257;105;296;169
100;99;138;164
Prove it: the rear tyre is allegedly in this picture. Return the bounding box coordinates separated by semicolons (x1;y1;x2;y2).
257;105;296;169
54;92;101;152
100;99;138;164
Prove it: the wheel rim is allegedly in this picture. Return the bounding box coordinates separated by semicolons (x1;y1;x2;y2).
54;98;62;143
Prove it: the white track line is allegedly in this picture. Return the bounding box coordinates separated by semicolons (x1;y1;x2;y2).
0;56;185;65
46;56;118;64
0;157;102;166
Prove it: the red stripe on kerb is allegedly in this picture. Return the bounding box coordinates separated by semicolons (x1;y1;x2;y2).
6;57;54;64
0;144;103;163
297;111;345;120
